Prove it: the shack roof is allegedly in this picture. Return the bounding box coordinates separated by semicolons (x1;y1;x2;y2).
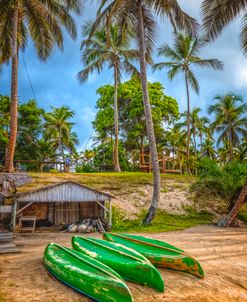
16;181;113;203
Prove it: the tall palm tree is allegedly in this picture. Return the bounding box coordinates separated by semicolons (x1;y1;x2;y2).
191;108;210;157
202;0;247;227
90;0;198;224
234;138;247;163
44;106;76;163
202;0;247;54
35;139;57;172
78;25;139;172
153;33;223;171
208;94;247;161
197;116;210;155
164;125;187;172
201;138;216;159
0;0;83;172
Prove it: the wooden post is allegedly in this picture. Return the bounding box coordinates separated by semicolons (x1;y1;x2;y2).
109;200;112;227
12;199;17;231
104;201;107;220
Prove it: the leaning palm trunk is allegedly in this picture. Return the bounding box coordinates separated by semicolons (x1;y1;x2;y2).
113;64;121;172
137;3;160;225
185;70;191;173
218;181;247;227
5;6;19;173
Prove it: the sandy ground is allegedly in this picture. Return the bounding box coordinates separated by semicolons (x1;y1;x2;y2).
1;225;247;302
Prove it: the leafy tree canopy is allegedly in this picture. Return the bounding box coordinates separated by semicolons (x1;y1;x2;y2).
93;78;179;153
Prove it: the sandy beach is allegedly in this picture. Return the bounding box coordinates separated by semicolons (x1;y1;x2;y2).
1;225;247;302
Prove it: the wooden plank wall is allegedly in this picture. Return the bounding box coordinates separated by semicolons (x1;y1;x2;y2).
55;202;80;225
18;201;105;225
80;202;104;219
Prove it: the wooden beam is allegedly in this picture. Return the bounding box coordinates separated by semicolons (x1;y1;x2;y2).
109;200;112;227
12;201;17;231
16;202;33;215
96;201;110;214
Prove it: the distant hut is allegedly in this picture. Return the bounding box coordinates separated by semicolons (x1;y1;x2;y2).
13;181;113;230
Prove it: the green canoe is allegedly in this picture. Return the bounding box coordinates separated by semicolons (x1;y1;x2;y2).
104;233;204;279
72;236;164;292
43;243;133;302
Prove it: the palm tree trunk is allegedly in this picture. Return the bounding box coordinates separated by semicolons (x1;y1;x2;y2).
199;132;203;155
5;6;19;173
229;128;233;161
193;130;197;157
218;180;247;227
185;70;191;173
137;2;161;225
113;64;121;172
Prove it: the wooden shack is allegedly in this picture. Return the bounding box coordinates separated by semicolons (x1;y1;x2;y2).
13;181;113;229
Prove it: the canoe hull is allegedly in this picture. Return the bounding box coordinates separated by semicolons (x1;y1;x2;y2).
147;254;204;278
72;236;164;292
44;243;133;302
104;233;204;279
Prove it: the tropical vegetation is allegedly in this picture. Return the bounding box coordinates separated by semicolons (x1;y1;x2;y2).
153;33;223;171
0;1;246;226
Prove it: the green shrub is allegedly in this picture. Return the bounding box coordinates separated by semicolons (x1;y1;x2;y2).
75;164;97;173
191;158;247;209
49;169;59;173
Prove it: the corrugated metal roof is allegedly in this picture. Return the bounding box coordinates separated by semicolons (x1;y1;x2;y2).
16;181;113;203
0;173;32;187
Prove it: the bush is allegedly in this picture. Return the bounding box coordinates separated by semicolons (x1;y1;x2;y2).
49;169;59;173
75;164;97;173
191;158;247;209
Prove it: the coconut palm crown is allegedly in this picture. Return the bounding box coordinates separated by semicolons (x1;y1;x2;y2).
153;33;223;170
78;24;139;172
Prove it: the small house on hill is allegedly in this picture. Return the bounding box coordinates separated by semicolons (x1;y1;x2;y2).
13;181;113;229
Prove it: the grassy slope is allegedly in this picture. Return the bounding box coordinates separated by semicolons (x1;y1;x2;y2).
238;205;247;224
22;172;195;194
18;172;214;233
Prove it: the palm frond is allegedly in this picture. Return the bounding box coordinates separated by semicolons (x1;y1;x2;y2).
202;0;246;40
187;69;199;94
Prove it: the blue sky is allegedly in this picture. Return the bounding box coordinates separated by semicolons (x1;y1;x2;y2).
0;0;246;150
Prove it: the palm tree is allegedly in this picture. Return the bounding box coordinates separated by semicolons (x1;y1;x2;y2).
153;33;223;171
90;0;198;224
83;149;95;165
35;139;57;172
201;138;216;159
197;116;210;155
78;25;139;172
202;0;247;227
0;0;83;172
208;94;247;161
202;0;247;54
164;125;187;172
44;106;76;163
234;139;247;163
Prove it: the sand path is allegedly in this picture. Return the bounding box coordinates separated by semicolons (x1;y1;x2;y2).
0;225;247;302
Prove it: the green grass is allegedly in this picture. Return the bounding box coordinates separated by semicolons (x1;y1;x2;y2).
22;172;195;196
112;209;213;233
238;206;247;223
